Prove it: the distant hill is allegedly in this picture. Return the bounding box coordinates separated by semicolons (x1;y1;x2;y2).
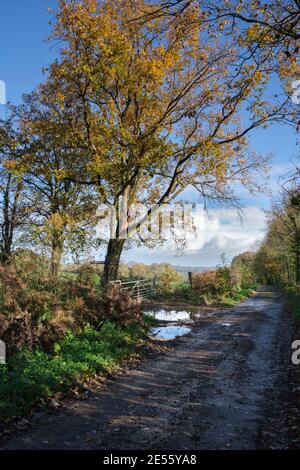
174;266;216;274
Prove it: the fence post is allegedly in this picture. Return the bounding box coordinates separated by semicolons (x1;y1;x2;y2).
188;271;193;288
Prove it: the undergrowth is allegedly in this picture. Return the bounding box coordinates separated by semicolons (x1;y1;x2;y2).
222;286;257;306
151;283;257;307
0;320;147;422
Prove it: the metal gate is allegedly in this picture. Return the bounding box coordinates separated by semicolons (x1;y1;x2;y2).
111;279;156;301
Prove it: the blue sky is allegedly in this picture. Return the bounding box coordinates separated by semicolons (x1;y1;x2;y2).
0;1;56;107
0;1;297;266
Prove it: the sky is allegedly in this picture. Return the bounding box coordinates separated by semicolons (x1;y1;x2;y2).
0;0;298;267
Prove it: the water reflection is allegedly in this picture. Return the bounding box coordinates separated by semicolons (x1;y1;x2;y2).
150;325;191;341
145;309;191;322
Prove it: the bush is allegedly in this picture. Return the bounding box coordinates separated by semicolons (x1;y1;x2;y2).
73;263;101;288
215;266;233;296
104;284;142;325
192;265;256;302
0;262;105;354
156;265;183;292
192;271;219;297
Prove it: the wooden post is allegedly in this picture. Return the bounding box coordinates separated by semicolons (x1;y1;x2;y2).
137;281;140;302
188;271;193;288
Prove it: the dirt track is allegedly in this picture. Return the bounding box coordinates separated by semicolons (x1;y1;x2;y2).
1;287;298;450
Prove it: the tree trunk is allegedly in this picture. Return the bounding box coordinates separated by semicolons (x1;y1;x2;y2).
102;238;125;287
0;242;12;264
51;237;63;278
1;210;12;264
1;175;11;263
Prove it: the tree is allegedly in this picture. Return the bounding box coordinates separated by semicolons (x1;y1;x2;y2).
254;185;300;286
40;0;288;285
281;189;300;283
135;1;299;122
157;264;183;291
12;92;99;277
231;251;256;287
203;0;300;109
0;112;27;263
146;1;300;67
129;263;153;280
205;0;300;56
280;155;300;250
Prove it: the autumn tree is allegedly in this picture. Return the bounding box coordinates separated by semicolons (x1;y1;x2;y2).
13;92;99;277
147;1;300;67
254;184;300;286
231;250;256;287
39;0;289;285
138;1;299;121
157;264;183;291
272;160;300;284
129;263;153;280
280;185;300;284
0;112;27;263
206;0;300;57
203;0;300;115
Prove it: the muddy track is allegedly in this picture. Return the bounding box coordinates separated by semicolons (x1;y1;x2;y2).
0;287;297;450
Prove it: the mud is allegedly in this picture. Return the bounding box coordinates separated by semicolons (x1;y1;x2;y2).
0;287;298;450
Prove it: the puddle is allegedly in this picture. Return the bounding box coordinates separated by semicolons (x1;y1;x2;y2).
150;325;191;341
144;309;191;322
221;323;231;327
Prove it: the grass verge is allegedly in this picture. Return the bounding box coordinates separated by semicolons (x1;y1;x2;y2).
151;284;257;307
150;284;208;305
0;320;148;423
221;286;257;306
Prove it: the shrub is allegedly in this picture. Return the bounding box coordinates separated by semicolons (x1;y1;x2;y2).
0;310;34;355
192;266;248;300
0;262;105;354
215;266;233;296
192;271;219;296
104;284;142;325
156;265;183;292
74;263;101;288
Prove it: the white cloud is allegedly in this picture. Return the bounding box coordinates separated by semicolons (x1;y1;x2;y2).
114;160;292;266
122;206;266;267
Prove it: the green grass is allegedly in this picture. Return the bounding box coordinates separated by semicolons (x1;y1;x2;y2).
151;283;257;307
152;284;204;305
143;314;160;326
0;321;147;422
221;286;257;306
